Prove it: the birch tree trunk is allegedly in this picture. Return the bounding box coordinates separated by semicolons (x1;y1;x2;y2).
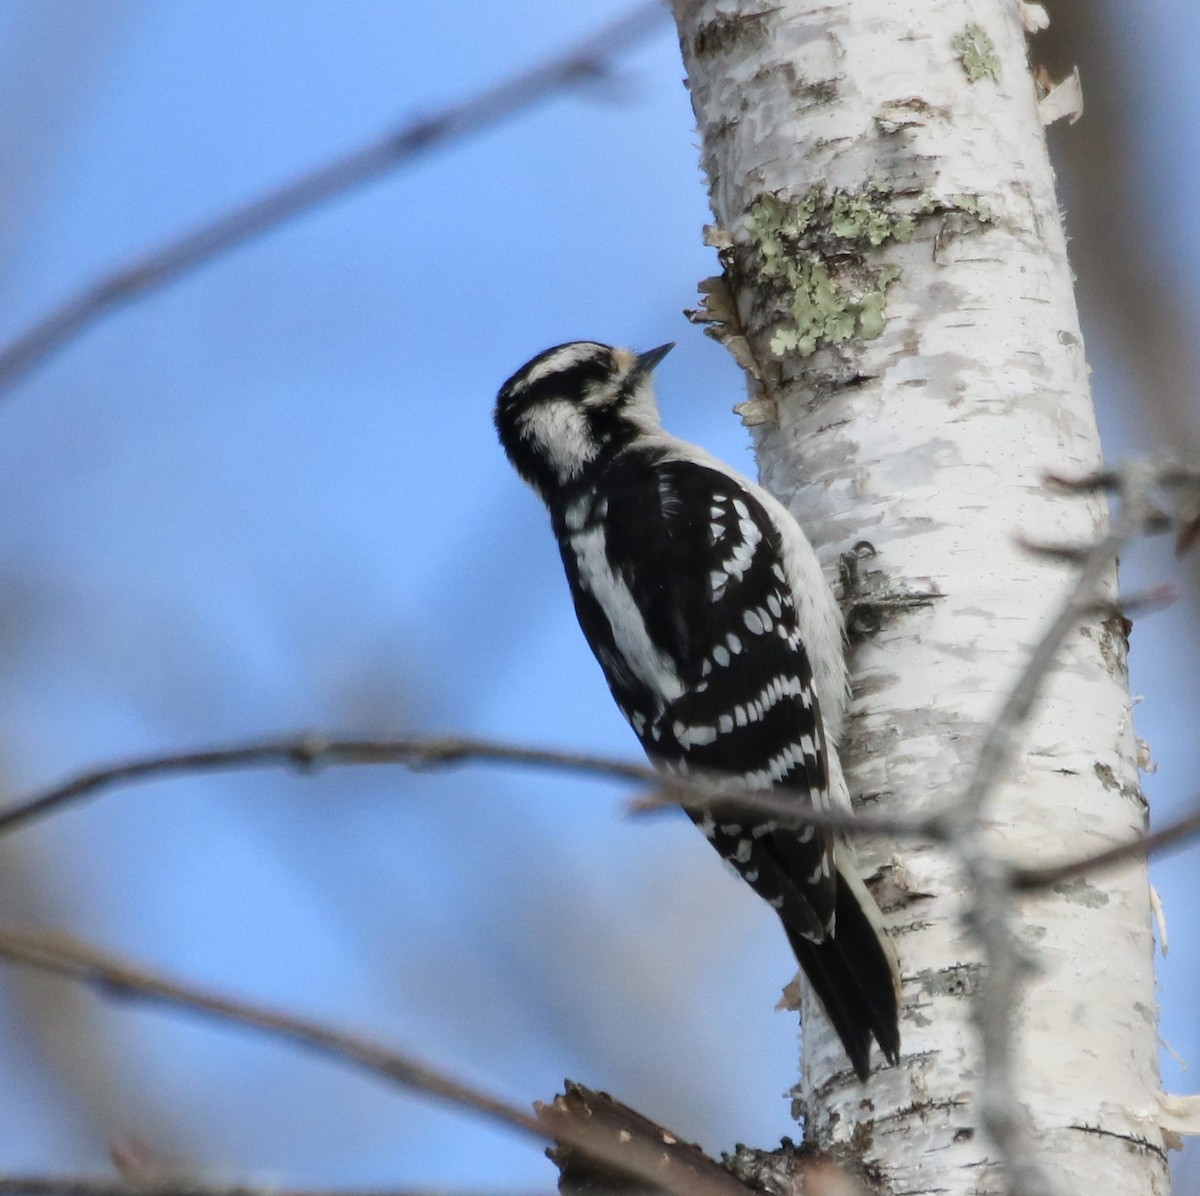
671;2;1169;1193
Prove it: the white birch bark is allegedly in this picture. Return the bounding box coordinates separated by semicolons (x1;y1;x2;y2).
671;2;1169;1193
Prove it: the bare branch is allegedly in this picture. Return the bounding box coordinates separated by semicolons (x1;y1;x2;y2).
30;718;1195;871
1043;463;1200;494
0;734;654;837
630;778;939;839
958;858;1044;1196
0;925;540;1131
0;732;941;844
0;3;669;396
0;927;748;1196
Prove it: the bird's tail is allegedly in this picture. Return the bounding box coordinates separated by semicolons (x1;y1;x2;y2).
783;851;901;1081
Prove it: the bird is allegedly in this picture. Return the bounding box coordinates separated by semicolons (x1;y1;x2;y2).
494;339;900;1078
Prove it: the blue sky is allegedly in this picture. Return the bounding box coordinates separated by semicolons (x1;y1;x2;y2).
0;2;1198;1189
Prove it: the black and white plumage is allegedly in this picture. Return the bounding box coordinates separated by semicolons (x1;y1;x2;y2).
494;340;900;1079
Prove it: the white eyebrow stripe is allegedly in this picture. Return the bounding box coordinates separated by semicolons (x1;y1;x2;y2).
518;342;605;386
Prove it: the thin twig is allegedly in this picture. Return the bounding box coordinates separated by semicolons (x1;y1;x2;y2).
0;927;747;1196
0;735;653;837
959;856;1045;1196
955;461;1157;827
1014;797;1200;890
950;462;1163;1196
631;779;939;840
0;926;539;1130
0;3;669;396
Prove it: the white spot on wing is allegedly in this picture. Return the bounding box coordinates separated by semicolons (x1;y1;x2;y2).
741;739;821;788
645;438;850;744
729;537;757;574
739;673;805;719
674;721;717;747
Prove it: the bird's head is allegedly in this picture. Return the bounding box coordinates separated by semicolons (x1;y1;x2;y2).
494;340;673;498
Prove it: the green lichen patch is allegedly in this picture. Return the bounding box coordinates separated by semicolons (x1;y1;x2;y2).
918;191;996;225
742;187;914;358
953;22;1001;83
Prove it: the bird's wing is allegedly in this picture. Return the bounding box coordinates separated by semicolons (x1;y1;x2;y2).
559;454;837;937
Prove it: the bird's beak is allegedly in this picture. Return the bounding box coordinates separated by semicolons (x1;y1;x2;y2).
634;342;674;375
